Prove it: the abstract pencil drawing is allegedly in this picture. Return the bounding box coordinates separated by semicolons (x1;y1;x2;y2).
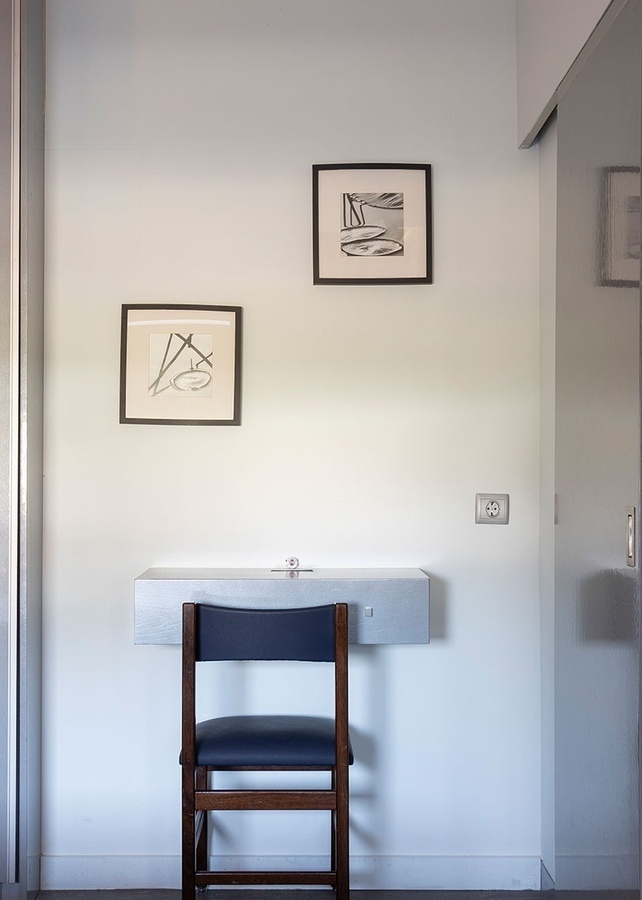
601;166;640;286
341;191;404;256
148;332;213;398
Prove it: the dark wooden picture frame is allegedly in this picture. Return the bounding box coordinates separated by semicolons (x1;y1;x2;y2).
119;304;242;425
313;163;432;285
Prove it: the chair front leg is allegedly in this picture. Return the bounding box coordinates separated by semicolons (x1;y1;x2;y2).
182;764;196;900
335;764;350;900
330;768;337;874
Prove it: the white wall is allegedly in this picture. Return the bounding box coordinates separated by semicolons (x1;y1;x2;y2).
516;0;611;146
43;0;541;890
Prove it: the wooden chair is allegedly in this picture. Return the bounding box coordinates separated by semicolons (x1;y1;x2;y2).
181;602;353;900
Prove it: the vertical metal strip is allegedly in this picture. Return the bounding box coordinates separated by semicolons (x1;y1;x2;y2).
5;0;20;883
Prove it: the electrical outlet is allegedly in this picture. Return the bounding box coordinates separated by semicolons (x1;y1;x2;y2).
475;493;509;525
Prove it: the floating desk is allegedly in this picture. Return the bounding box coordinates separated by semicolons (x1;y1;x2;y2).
134;567;430;645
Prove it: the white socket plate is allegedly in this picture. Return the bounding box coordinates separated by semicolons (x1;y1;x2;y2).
475;493;510;525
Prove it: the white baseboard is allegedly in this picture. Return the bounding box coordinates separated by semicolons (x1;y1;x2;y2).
40;854;542;891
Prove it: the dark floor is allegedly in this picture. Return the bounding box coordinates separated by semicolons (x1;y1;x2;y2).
34;894;536;899
33;893;549;900
34;894;545;900
23;889;640;900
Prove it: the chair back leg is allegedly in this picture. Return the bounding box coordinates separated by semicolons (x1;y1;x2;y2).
195;767;208;874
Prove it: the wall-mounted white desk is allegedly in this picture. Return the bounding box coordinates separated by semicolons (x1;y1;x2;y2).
134;567;430;645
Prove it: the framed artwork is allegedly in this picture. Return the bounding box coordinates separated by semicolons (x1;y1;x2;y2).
119;304;242;425
600;166;640;287
312;163;432;285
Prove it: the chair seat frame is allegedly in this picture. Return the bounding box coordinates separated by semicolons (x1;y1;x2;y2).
181;602;350;899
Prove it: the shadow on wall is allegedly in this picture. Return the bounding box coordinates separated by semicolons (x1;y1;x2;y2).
348;574;445;885
580;568;638;642
424;572;448;641
347;643;384;879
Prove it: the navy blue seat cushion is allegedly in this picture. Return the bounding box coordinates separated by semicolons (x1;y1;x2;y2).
191;715;354;767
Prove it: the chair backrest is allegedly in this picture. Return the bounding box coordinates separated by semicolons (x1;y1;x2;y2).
193;603;337;662
182;603;349;773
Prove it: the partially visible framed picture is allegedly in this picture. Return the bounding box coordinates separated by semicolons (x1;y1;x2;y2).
119;304;242;425
313;163;432;285
600;166;640;287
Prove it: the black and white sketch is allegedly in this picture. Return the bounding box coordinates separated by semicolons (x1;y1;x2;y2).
600;166;641;287
313;164;432;284
341;192;404;257
120;305;242;425
148;332;213;397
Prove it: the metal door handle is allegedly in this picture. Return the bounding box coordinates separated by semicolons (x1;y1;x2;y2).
626;507;636;567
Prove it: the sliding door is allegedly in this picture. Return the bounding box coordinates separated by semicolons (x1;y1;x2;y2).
555;0;641;890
